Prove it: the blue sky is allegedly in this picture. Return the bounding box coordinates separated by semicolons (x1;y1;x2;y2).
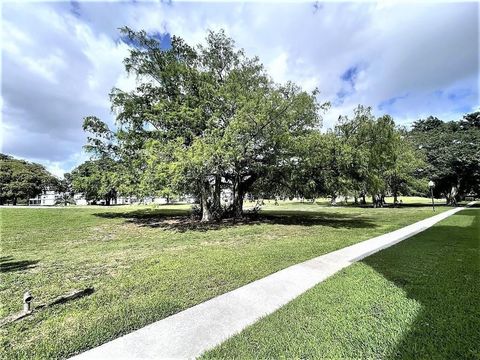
1;0;478;176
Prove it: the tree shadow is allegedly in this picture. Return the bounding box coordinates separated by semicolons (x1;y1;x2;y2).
452;209;478;216
377;203;450;209
361;218;479;358
0;256;39;273
467;202;480;208
93;208;377;233
257;210;376;229
95;208;190;219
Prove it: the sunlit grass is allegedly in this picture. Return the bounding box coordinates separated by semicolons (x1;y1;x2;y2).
1;203;446;359
203;209;480;359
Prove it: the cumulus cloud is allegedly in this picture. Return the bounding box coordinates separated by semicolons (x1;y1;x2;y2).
1;0;478;173
1;2;133;175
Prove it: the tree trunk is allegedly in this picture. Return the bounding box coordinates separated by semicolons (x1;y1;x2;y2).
362;193;366;204
12;196;17;206
233;186;244;219
201;181;213;222
450;185;458;206
445;185;459;206
330;194;337;206
201;194;213;222
393;190;398;205
212;175;222;218
232;173;243;219
105;198;111;206
354;195;358;205
232;172;257;219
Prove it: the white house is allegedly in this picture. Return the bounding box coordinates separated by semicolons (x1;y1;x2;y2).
29;191;196;206
28;189;60;206
73;193;88;206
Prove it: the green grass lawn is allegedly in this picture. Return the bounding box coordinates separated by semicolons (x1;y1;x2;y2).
253;195;446;209
0;203;447;359
203;208;480;359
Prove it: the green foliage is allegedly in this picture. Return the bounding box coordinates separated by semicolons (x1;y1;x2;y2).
70;158;119;205
0;153;57;205
386;129;428;199
331;106;427;204
54;193;76;206
84;28;325;219
410;112;480;203
79;27;475;213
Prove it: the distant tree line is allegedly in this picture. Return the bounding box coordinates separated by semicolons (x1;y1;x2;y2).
0;154;58;205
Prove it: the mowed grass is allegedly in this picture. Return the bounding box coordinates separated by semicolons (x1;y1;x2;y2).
254;195;446;209
0;203;447;359
203;208;480;359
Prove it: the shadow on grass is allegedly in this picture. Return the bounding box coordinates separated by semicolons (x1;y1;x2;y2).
93;208;377;232
361;213;479;358
467;202;480;208
0;256;39;273
453;209;479;216
356;203;451;209
263;201;452;209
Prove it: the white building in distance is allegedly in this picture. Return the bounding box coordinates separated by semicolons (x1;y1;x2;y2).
28;189;60;206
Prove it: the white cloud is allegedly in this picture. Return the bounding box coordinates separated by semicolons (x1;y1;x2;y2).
1;2;130;171
268;52;289;83
1;0;478;173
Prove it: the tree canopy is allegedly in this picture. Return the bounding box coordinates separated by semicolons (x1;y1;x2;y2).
69;158;119;205
84;28;326;219
79;27;478;215
410;112;480;204
0;154;58;205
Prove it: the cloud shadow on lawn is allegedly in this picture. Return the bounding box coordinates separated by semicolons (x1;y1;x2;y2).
361;217;479;358
93;208;377;232
0;256;39;273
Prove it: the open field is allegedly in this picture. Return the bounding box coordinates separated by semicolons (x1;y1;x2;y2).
1;203;448;358
203;208;480;359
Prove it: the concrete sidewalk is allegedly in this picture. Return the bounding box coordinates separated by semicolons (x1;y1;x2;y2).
71;205;470;360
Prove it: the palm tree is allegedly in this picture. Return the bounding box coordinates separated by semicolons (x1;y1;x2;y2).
55;193;76;206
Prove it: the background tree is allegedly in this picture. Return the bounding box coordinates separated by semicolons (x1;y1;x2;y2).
53;173;76;206
334;106;373;204
385;129;427;204
70;159;119;205
333;106;426;206
409;112;480;204
0;154;57;205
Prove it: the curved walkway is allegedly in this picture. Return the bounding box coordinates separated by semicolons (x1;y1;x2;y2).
71;205;473;360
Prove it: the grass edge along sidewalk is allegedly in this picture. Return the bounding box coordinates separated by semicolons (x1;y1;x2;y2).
71;203;474;360
204;205;480;359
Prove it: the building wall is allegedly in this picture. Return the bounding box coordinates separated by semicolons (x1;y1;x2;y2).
29;190;58;206
29;192;197;206
73;193;88;206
